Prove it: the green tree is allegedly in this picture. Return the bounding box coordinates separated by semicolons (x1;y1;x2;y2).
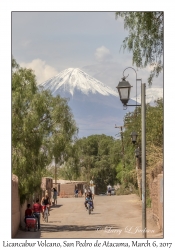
58;143;80;181
12;58;78;203
145;98;163;167
117;99;163;192
115;12;163;84
92;156;116;192
69;134;117;191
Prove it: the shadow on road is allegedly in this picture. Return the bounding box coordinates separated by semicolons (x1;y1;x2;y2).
50;204;63;210
41;224;120;233
90;213;101;215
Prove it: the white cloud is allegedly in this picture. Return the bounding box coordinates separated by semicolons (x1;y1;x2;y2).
95;46;112;62
20;59;59;84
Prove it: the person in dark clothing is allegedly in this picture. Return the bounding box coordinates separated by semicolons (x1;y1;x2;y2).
44;194;50;210
108;187;111;196
25;204;32;223
53;188;58;205
75;188;79;197
41;194;51;219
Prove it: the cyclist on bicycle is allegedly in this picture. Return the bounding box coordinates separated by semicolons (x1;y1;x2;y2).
84;190;94;210
41;194;51;219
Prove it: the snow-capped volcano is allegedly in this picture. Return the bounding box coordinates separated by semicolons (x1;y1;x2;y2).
39;68;119;98
38;68;135;138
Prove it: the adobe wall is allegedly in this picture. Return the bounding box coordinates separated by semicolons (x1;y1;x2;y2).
60;183;75;197
157;173;163;230
12;175;53;237
12;174;20;238
149;171;163;231
41;177;53;198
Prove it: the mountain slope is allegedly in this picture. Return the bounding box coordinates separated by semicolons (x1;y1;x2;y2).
40;68;119;97
38;68;135;138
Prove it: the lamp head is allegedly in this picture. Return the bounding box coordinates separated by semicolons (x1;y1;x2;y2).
116;77;133;106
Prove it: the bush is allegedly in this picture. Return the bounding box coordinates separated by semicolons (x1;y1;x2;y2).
116;184;131;195
116;183;139;196
146;197;152;208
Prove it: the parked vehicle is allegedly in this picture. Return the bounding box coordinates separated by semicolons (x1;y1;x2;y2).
99;192;107;196
111;188;116;195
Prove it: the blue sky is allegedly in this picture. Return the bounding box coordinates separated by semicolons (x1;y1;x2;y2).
11;11;164;140
12;11;163;99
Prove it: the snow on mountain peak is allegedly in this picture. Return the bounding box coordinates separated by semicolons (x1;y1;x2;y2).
39;68;119;97
131;87;163;104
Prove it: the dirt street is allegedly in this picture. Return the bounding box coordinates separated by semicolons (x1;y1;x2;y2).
15;194;163;239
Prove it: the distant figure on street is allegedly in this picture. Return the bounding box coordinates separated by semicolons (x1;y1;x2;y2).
75;188;79;197
107;184;112;196
53;188;58;205
90;179;95;199
84;186;87;199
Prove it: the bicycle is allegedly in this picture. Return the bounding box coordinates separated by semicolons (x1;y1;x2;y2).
87;200;93;215
43;206;49;223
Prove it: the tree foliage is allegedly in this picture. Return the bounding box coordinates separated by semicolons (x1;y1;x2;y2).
58;143;80;181
12;58;78;203
59;134;118;192
58;99;163;195
115;12;163;84
119;98;163;188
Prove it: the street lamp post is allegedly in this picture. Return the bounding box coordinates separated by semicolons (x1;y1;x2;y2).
116;67;146;238
115;125;125;168
131;131;142;199
135;145;142;200
130;131;138;144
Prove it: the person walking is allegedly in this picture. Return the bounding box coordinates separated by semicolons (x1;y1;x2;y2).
107;184;112;196
84;186;87;200
32;198;42;230
53;188;58;205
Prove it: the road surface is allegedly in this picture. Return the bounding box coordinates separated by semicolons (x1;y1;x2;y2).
15;194;163;239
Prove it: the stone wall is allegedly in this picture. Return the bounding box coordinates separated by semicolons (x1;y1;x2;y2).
150;173;163;231
157;173;163;230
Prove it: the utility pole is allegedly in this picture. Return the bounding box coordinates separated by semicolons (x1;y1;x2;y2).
135;147;142;199
53;157;60;189
55;161;57;188
115;125;125;168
